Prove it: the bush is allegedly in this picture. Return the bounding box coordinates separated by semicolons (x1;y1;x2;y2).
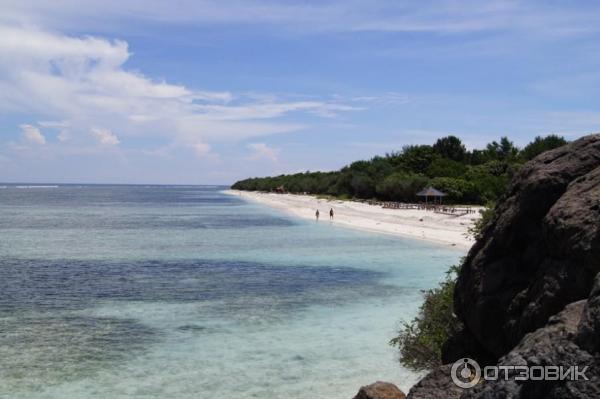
231;134;558;205
433;135;467;162
350;173;376;198
400;145;437;173
426;157;467;178
376;172;428;201
429;177;477;203
520;134;567;161
467;202;496;240
390;264;463;371
464;166;508;203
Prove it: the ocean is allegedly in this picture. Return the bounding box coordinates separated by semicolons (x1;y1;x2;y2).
0;185;462;398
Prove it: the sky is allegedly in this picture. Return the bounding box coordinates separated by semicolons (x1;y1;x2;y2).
0;1;599;184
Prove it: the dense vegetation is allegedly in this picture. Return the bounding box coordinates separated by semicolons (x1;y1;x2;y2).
232;135;567;204
389;263;463;371
390;203;496;372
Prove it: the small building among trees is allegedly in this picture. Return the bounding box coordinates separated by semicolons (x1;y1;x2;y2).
416;187;446;204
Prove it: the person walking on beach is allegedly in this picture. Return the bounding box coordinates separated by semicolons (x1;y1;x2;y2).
315;209;320;221
329;208;334;220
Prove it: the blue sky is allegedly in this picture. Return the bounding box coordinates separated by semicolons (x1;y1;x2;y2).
1;1;599;184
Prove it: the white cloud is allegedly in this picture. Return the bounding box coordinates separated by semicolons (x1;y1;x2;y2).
349;92;410;105
57;130;70;142
20;124;46;145
3;1;600;37
38;120;69;128
247;143;279;162
91;127;120;145
192;142;211;158
0;25;357;157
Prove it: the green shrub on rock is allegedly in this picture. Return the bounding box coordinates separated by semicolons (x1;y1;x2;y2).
390;264;463;372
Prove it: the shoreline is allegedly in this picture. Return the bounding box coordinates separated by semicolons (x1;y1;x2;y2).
225;190;481;250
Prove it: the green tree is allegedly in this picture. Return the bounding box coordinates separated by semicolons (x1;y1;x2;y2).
350;173;376;198
433;135;467;162
464;165;508;203
231;135;527;205
400;145;436;173
430;177;477;203
426;157;467;178
390;264;463;371
520;134;567;160
467;149;487;165
376;172;428;201
467;202;496;239
485;136;519;161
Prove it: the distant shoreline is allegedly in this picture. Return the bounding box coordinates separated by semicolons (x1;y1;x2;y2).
225;190;481;250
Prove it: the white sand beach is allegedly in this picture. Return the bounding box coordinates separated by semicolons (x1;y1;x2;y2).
225;190;482;249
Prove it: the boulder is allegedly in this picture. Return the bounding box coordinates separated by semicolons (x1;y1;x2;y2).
366;134;600;399
406;365;463;399
407;134;600;398
460;300;591;398
352;381;406;399
454;134;600;358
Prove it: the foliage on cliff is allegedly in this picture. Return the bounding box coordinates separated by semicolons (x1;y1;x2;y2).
232;135;567;204
467;202;496;240
407;134;600;399
390;264;463;371
389;202;495;372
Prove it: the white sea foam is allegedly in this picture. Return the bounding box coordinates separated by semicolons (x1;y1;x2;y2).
15;185;59;188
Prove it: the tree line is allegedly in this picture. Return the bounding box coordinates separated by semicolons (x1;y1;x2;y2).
231;135;567;204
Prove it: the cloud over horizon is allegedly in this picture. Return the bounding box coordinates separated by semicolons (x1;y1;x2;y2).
0;1;599;184
91;127;120;146
247;143;279;162
0;24;358;161
20;124;46;145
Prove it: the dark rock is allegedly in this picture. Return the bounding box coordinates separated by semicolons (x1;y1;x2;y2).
352;381;406;399
407;135;600;399
406;364;463;399
576;267;600;353
461;300;589;398
441;328;495;366
454;134;600;358
461;289;600;398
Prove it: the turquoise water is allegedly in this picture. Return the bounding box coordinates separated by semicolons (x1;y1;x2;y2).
0;185;462;398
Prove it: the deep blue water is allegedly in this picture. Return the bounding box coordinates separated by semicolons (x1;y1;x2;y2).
0;185;461;398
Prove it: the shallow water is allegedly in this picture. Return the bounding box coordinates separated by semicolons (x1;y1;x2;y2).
0;185;462;398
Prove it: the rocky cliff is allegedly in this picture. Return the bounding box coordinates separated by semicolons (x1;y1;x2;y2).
406;133;600;398
353;134;600;399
